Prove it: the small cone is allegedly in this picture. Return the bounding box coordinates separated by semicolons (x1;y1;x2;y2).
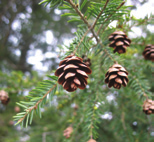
87;139;96;142
105;63;129;89
109;31;131;54
55;55;92;92
142;44;154;62
63;126;73;138
143;99;154;115
0;90;10;105
14;106;20;113
82;55;92;67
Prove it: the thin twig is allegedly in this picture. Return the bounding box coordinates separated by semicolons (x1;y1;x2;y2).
73;28;90;54
97;1;125;36
17;84;57;124
66;0;99;42
67;0;115;61
91;0;110;30
135;78;149;100
126;17;152;32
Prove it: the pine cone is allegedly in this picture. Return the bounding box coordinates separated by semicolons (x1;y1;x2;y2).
109;31;131;54
143;99;154;115
63;126;73;138
14;106;20;113
87;139;96;142
0;90;10;105
55;55;92;92
105;63;129;89
142;44;154;61
82;55;91;67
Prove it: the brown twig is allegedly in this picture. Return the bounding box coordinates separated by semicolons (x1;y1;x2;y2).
91;0;110;30
97;1;125;36
17;84;57;124
73;28;90;54
135;78;149;100
66;0;115;61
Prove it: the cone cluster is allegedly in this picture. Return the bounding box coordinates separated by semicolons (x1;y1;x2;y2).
0;90;10;105
142;44;154;62
105;63;129;89
143;99;154;115
109;31;131;54
55;55;92;92
87;139;96;142
82;55;91;67
63;126;73;138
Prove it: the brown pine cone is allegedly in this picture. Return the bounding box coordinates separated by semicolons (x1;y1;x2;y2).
87;139;96;142
143;99;154;115
142;44;154;62
63;126;73;139
14;106;20;113
55;55;92;92
0;90;10;105
109;31;131;54
105;63;129;89
82;55;91;67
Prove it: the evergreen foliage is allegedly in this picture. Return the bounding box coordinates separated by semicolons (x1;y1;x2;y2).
0;0;153;141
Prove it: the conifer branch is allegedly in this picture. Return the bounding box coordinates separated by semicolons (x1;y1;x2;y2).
73;28;90;54
16;84;57;124
91;0;110;30
66;0;99;42
135;78;149;100
97;1;125;36
66;0;115;62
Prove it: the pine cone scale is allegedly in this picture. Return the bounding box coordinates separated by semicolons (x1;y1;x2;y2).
55;64;66;76
64;64;78;70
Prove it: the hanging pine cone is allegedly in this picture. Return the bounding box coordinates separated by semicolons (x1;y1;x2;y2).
0;90;10;105
14;106;20;113
55;55;92;92
142;44;154;61
82;55;91;67
143;99;154;115
105;63;129;89
109;31;131;54
63;126;73;139
87;139;96;142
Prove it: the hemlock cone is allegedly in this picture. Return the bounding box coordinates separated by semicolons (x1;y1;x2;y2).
63;126;73;139
82;55;92;67
142;44;154;61
143;99;154;115
105;63;129;89
55;55;92;92
0;90;10;105
109;31;131;54
87;139;97;142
